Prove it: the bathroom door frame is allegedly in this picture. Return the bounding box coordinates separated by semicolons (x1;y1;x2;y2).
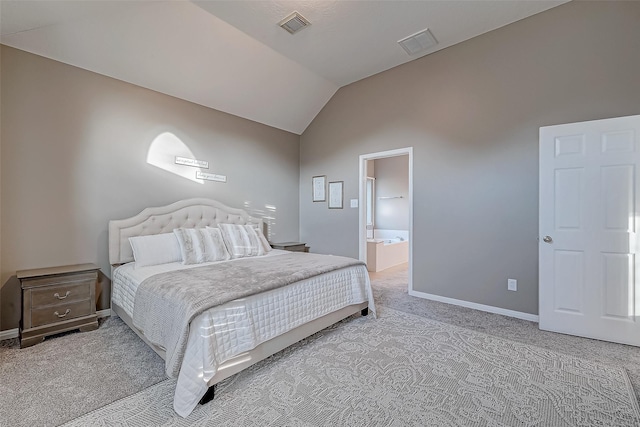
358;147;413;291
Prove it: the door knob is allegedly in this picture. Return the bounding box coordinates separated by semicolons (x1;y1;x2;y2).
543;236;553;243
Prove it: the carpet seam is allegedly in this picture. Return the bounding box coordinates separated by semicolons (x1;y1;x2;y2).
59;378;171;426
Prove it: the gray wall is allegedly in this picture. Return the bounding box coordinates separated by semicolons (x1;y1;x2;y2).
0;46;300;331
374;156;409;231
299;1;640;315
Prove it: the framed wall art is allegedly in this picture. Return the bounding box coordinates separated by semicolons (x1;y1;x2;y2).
328;181;344;209
312;175;326;202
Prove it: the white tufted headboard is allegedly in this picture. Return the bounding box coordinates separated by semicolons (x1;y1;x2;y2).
108;198;264;265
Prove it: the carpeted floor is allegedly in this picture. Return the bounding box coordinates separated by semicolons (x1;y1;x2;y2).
1;263;639;426
370;264;640;401
62;306;640;426
0;316;166;426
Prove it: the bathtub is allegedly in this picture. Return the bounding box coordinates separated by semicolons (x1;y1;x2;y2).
366;229;409;272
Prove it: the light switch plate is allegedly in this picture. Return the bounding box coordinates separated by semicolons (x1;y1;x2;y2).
350;199;358;208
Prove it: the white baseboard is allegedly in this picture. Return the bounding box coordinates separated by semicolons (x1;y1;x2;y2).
97;308;112;318
408;289;539;322
0;328;19;341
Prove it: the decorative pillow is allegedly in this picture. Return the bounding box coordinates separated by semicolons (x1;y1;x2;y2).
252;225;272;253
129;233;183;268
218;223;267;258
202;227;231;262
173;228;230;265
173;228;205;265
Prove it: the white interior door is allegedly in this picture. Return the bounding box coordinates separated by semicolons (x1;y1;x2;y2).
539;115;640;346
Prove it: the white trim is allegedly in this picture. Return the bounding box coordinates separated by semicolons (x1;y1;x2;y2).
0;328;19;341
409;289;540;322
359;147;413;293
97;308;112;318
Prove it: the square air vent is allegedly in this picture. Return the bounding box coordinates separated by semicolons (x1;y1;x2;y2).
279;11;311;34
398;28;438;56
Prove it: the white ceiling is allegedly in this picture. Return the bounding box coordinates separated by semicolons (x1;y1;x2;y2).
0;0;566;135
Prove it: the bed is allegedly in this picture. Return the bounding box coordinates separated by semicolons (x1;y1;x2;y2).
108;198;375;417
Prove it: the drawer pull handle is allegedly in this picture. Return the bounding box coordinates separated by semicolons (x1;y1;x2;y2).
54;309;71;318
54;291;71;300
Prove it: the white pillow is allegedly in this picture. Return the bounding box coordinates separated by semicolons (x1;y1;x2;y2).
173;228;231;265
218;224;267;258
129;233;183;268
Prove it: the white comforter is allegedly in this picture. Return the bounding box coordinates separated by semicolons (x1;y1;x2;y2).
111;250;375;417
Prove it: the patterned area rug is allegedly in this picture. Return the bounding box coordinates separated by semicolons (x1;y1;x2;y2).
64;307;640;426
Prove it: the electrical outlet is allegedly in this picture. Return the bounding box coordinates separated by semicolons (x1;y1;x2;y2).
507;279;517;291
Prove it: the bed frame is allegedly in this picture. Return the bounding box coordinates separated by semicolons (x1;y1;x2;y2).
108;198;368;400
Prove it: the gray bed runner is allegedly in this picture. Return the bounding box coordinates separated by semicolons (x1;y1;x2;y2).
132;252;365;377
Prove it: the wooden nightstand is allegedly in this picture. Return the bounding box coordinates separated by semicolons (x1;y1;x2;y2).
270;242;310;252
19;263;99;348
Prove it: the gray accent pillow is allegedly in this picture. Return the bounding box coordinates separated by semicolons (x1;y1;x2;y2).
217;224;266;258
174;228;230;265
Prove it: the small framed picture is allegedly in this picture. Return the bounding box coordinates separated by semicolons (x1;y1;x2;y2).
312;175;326;202
328;181;344;209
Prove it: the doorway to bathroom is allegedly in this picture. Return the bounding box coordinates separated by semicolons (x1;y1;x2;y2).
358;147;413;292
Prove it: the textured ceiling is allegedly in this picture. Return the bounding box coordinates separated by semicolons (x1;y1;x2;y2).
0;1;566;134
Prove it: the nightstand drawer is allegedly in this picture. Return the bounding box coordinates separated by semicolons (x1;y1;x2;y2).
30;281;92;308
30;300;92;327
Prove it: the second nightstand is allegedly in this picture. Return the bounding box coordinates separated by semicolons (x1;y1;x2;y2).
19;263;99;348
270;242;310;252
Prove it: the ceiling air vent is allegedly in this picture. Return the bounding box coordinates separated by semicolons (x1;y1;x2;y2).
278;11;311;34
398;28;437;56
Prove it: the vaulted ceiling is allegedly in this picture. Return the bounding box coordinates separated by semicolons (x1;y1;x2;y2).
0;1;566;134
